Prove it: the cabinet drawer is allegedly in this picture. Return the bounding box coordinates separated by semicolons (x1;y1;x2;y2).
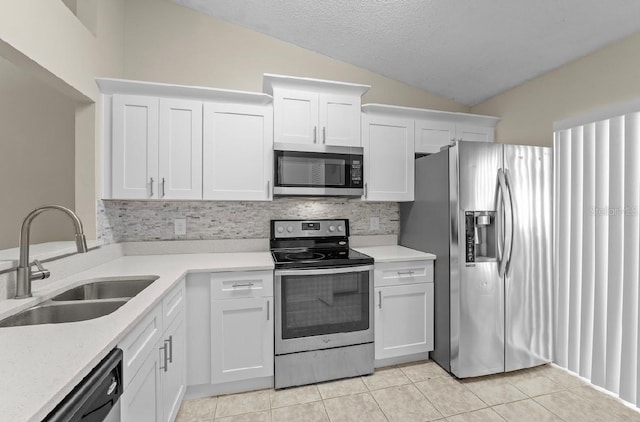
119;304;163;387
211;271;273;299
374;260;433;287
163;279;185;329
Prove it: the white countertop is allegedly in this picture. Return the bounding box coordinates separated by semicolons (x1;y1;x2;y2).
354;245;436;262
0;252;273;422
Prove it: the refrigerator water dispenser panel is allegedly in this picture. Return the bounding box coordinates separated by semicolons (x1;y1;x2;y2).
465;211;496;263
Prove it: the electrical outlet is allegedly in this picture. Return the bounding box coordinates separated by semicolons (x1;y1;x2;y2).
370;216;380;231
174;218;187;236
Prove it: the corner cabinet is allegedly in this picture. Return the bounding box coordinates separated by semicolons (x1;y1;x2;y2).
374;260;434;362
120;280;186;422
361;108;415;202
264;73;370;147
97;78;273;201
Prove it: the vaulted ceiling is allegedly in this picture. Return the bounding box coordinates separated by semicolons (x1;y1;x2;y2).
171;0;640;106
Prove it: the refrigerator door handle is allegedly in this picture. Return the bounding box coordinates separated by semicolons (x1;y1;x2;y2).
496;175;504;263
503;168;516;275
497;169;513;278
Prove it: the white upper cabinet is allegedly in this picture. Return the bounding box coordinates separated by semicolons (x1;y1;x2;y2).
203;103;273;201
111;94;201;200
264;73;369;147
362;104;498;155
112;94;160;199
98;78;273;201
361;109;415;202
158;99;203;200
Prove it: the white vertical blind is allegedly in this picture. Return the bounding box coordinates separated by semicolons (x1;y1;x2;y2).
554;111;640;409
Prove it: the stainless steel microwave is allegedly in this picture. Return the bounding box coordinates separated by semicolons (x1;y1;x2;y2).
273;143;364;197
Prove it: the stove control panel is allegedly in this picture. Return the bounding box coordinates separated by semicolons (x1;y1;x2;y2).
272;219;349;238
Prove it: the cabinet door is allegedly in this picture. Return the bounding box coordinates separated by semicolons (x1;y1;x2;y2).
456;124;495;143
121;343;162;422
318;94;361;147
112;94;159;199
203;103;273;200
158;99;202;199
362;114;415;201
273;89;319;144
415;119;455;154
375;283;434;360
161;312;186;422
211;297;274;383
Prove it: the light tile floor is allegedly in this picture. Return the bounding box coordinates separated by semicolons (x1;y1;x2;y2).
176;361;640;422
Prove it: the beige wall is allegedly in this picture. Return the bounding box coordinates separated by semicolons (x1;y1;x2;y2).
471;31;640;147
123;0;468;112
0;57;76;249
0;0;125;244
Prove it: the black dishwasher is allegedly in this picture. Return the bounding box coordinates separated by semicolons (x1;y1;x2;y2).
44;348;123;422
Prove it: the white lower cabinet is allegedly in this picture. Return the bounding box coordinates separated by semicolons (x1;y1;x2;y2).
120;280;186;422
374;261;434;361
210;271;274;384
121;345;162;422
211;297;273;383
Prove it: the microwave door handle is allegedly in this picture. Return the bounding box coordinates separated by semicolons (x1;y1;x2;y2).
276;265;374;277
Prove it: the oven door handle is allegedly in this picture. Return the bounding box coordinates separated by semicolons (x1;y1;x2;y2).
275;265;374;277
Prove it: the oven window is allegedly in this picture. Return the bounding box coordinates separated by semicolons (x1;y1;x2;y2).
280;271;370;339
276;152;347;187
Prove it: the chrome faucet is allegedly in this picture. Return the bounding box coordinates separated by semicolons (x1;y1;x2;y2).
15;205;88;299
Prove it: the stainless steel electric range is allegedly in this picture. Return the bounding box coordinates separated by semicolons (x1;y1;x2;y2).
271;219;375;389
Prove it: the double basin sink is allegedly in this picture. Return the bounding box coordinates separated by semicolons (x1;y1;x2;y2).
0;276;159;328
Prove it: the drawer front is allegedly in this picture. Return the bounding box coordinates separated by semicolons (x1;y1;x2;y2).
163;278;185;329
374;260;433;287
119;304;163;387
211;271;274;300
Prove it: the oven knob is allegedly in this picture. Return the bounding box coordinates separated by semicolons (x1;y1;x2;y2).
329;225;336;232
276;226;284;233
286;226;294;233
338;225;344;232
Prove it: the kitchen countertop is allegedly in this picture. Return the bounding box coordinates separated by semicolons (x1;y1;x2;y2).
0;252;273;422
354;245;436;262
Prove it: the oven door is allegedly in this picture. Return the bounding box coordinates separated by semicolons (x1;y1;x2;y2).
275;265;374;355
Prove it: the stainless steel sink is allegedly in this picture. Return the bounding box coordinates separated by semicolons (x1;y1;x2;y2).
0;300;127;328
51;276;159;301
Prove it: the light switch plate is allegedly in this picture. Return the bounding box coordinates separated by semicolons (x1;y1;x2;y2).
370;216;380;231
174;218;187;236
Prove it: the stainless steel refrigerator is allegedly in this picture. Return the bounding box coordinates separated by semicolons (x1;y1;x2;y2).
400;141;553;378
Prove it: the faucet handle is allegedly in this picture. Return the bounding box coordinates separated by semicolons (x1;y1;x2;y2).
30;259;50;281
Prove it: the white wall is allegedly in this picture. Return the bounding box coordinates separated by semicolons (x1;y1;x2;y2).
122;0;468;112
0;57;76;249
471;31;640;147
0;0;125;242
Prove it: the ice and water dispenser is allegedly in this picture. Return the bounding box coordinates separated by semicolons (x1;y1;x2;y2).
464;211;497;263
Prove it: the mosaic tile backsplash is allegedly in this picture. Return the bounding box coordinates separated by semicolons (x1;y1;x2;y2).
97;199;399;243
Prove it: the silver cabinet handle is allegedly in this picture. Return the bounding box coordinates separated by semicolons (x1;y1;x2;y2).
322;127;326;144
378;291;382;309
149;177;154;197
267;300;270;321
364;183;368;198
232;282;255;288
159;343;168;372
166;335;173;363
266;180;270;196
397;271;415;276
313;126;317;143
161;177;166;198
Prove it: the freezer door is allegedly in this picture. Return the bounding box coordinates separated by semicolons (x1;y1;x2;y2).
452;142;505;378
503;145;553;371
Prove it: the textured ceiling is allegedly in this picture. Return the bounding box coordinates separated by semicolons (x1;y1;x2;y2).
170;0;640;106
